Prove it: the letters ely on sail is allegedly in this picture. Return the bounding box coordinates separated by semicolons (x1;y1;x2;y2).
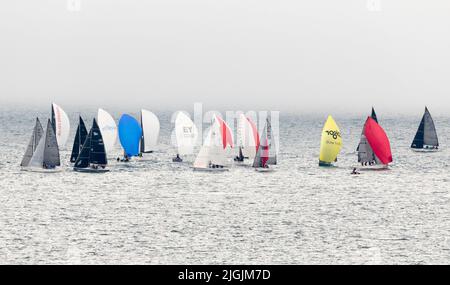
51;103;70;148
70;116;88;163
319;115;342;166
98;108;117;154
411;107;439;150
140;109;160;154
364;117;393;165
174;111;198;157
25;119;61;171
20;118;44;167
74;119;109;172
118;114;143;158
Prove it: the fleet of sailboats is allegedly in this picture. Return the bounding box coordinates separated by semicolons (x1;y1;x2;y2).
19;104;440;174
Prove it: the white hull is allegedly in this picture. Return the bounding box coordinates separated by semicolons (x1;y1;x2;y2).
356;164;389;171
255;167;274;172
192;167;229;172
74;167;110;173
411;148;439;153
21;167;63;173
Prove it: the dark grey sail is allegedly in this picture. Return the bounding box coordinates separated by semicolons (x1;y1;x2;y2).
43;119;61;167
70;116;88;163
21;118;44;167
411;107;439;149
74;119;108;169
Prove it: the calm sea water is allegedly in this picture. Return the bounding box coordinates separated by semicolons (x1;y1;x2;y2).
1;106;450;264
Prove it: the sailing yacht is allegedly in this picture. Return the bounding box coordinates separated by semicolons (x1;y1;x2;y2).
357;117;392;170
139;109;160;158
20;118;44;168
118;114;142;161
253;118;276;172
70;116;88;163
98;108;118;155
192;115;233;172
411;107;439;152
73;119;109;173
319;116;342;167
173;112;198;162
51;103;70;148
235;114;259;165
21;119;62;172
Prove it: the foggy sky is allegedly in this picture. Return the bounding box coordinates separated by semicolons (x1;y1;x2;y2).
1;1;450;115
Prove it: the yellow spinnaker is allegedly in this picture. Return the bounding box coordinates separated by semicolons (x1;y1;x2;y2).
319;115;342;165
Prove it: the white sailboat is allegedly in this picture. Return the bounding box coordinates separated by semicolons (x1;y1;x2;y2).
51;103;70;148
173;111;198;162
139;109;160;156
234;114;259;165
192;116;229;172
21;119;62;173
97;108;118;155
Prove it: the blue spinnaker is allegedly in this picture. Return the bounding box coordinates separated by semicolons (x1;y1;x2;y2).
118;114;142;157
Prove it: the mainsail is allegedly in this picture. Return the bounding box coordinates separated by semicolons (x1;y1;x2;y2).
74;119;108;169
411;107;439;149
21;118;44;167
29;119;61;168
140;109;160;153
98;108;117;154
70;116;88;163
51;103;70;148
253;118;274;168
118;114;142;157
319;115;342;166
364;117;392;165
174;112;198;156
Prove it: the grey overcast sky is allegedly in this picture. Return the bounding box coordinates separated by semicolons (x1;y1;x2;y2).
1;0;449;114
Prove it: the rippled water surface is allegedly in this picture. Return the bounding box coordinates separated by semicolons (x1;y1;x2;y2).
1;106;450;264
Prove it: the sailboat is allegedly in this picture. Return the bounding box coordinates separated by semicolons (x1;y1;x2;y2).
357;107;382;168
357;117;392;170
118;114;143;161
319;115;342;167
139;109;160;156
253;118;276;172
234;114;260;164
98;108;117;155
192;115;232;172
70;116;88;163
51;103;70;148
411;107;439;152
173;111;198;162
20;118;44;167
21;119;62;172
73;119;109;173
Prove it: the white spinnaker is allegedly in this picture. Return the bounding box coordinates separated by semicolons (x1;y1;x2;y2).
237;114;258;159
29;136;46;168
52;103;70;147
175;112;198;156
98;108;117;154
141;109;160;152
193;119;226;168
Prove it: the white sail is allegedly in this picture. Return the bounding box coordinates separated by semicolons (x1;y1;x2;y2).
97;108;117;154
51;103;70;148
28;135;46;168
175;112;198;156
193;119;227;168
237;114;258;159
140;109;160;153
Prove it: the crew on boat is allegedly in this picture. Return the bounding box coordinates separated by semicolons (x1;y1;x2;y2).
173;154;183;162
351;168;360;175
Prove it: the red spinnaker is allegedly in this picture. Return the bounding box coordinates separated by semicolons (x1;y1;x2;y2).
215;115;234;149
364;117;393;164
246;117;260;152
